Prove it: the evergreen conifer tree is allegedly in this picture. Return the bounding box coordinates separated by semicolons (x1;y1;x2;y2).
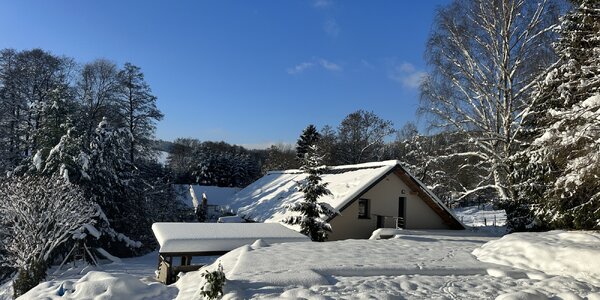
296;125;321;161
515;0;600;230
284;145;338;241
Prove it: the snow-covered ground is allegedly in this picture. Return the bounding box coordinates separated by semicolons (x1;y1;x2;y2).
453;205;507;228
174;184;241;208
9;230;600;299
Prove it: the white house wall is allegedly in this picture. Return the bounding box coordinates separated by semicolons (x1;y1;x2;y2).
328;173;449;240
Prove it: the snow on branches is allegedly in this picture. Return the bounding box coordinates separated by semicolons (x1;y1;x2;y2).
0;174;98;269
284;145;339;242
420;0;561;202
515;0;600;229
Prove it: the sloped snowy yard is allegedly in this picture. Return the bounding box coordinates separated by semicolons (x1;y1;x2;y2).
453;205;507;228
10;230;600;299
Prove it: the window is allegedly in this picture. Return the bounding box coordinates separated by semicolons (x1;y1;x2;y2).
358;198;370;219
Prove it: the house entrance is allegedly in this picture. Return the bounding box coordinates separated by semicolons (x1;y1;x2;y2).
397;197;406;229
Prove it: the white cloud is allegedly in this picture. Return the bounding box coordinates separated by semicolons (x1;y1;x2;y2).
398;62;416;73
389;62;427;89
313;0;333;8
319;59;342;71
323;19;340;37
287;58;342;75
287;62;316;75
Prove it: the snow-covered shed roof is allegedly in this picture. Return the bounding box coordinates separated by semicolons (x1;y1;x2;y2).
228;160;464;230
174;184;241;208
151;223;309;254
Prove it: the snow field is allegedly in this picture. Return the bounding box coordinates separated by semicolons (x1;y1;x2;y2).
453;205;507;228
19;272;176;300
10;230;600;299
177;230;600;299
473;231;600;286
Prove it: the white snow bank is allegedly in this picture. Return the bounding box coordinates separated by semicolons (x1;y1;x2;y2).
174;230;600;299
473;231;600;286
18;271;175;300
152;222;309;253
95;247;122;263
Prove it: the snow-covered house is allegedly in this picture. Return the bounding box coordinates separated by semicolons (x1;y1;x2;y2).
228;160;465;240
174;184;241;219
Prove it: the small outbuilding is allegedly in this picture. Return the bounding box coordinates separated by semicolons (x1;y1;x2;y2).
151;222;309;284
228;160;465;240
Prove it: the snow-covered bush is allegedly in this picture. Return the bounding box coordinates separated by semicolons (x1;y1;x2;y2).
0;174;98;273
200;262;226;300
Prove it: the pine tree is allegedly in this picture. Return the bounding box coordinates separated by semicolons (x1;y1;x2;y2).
117;63;163;166
515;0;600;230
284;145;338;242
296;124;321;161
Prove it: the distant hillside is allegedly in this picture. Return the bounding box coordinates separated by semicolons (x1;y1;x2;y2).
153;140;175;153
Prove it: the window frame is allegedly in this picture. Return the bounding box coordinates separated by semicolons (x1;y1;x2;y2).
358;198;370;219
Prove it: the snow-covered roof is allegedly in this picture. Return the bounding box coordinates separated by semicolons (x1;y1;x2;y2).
228;160;396;222
228;160;464;229
151;222;309;253
174;184;241;208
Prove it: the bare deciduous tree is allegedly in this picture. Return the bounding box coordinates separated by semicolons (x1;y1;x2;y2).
337;110;395;164
0;175;98;269
420;0;561;201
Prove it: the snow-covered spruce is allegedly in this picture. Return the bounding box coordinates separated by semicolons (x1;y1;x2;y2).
514;0;600;230
283;145;338;242
296;124;321;161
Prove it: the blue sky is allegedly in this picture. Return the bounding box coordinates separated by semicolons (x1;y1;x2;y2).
0;0;449;148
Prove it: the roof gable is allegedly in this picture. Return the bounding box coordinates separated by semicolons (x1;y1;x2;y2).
228;160;464;229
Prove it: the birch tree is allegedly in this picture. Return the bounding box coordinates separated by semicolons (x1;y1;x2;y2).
420;0;561;202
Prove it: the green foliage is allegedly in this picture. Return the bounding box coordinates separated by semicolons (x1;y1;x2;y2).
515;0;600;230
296;124;321;161
13;259;47;298
200;262;226;300
284;144;337;242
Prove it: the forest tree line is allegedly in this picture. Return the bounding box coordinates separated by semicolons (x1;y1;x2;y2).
0;49;190;293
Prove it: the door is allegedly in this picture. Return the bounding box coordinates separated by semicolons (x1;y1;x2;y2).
398;197;406;229
376;215;385;228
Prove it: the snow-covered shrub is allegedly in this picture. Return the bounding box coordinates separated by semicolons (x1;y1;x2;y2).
200;263;226;300
12;258;46;298
0;174;98;271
